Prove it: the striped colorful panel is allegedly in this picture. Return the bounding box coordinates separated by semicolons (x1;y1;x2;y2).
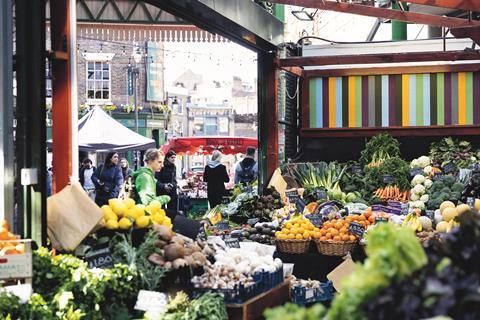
307;71;480;128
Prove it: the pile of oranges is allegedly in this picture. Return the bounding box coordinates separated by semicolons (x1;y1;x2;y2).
318;213;373;242
275;217;321;240
0;220;25;255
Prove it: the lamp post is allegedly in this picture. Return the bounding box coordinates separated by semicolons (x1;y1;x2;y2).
132;48;142;169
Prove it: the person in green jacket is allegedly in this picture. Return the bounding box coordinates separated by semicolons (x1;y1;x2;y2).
132;148;170;206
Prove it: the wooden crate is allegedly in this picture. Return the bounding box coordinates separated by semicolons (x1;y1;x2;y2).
226;281;290;320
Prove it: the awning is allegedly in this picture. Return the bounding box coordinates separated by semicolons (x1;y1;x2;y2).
160;136;258;155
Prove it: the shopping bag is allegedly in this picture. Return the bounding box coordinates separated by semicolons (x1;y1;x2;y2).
267;168;288;199
47;182;103;251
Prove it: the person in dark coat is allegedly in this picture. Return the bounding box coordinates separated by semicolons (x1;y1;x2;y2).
91;151;124;206
156;149;178;212
120;158;133;181
204;150;230;208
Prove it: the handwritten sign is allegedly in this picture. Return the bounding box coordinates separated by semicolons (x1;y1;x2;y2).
0;253;32;279
306;215;323;228
467;197;475;209
443;162;455;174
221;196;230;205
215;221;230;231
401;203;410;215
410;168;423;177
382;174;395;184
134;290;168;313
425;210;435;220
197;225;208;241
285;190;300;204
351;164;363;175
316;190;328;201
296;198;306;213
247;218;260;226
348;222;365;238
224;237;240;248
433;173;444;181
85;247;114;269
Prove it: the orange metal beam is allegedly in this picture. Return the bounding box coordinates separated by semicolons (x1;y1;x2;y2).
269;0;480;28
50;0;74;193
406;0;480;12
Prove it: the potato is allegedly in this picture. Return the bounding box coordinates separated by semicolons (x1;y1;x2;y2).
152;224;173;242
163;243;185;261
148;253;165;266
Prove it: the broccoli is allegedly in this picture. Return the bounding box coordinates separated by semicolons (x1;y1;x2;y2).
451;182;465;193
443;175;456;186
430;181;445;192
441;187;451;195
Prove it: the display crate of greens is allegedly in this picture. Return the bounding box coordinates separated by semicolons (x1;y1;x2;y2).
291;280;335;305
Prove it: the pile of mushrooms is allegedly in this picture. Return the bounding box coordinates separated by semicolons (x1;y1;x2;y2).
148;225;207;270
191;263;255;290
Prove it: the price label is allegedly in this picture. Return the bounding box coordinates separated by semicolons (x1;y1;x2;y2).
410;168;423;177
197;225;208;241
305;288;314;300
85;246;114;269
221;196;230;205
306;214;323;228
134;290;168;313
467;197;475;208
247;218;260;226
316;190;328;201
375;217;389;224
224;237;240;248
351;164;363;175
401;203;410;215
443;162;455;174
433;173;444;181
372;204;385;212
348;222;365;238
215;221;230;231
382;174;395;184
425;210;435;220
296;198;306;213
286;190;300;204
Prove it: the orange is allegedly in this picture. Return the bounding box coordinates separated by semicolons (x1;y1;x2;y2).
339;227;348;234
345;216;353;222
341;235;349;241
306;224;315;231
320;229;327;236
320;236;327;241
287;233;295;239
329;228;339;236
368;216;375;224
1;220;9;231
326;233;332;239
0;228;8;240
298;227;305;234
358;215;366;221
314;232;321;239
334;221;343;230
293;223;300;229
302;231;311;239
295;234;303;240
349;235;356;241
359;221;366;226
333;236;341;242
285;222;292;229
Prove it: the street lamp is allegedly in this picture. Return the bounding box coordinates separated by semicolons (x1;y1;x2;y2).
131;47;142;169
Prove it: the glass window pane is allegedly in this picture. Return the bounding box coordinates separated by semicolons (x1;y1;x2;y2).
95;91;102;99
95;82;102;90
103;63;109;71
103;71;109;80
103;91;109;99
87;81;94;90
95;62;102;70
95;71;102;80
87;71;94;80
102;81;109;89
87;90;94;99
88;62;94;70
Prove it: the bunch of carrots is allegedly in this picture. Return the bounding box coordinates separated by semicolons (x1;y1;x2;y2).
373;185;409;202
367;161;383;168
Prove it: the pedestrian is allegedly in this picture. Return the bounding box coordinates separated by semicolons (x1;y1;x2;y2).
132;149;165;205
120;158;133;181
79;158;96;201
91;151;124;206
204;150;230;208
234;146;258;184
156;149;178;212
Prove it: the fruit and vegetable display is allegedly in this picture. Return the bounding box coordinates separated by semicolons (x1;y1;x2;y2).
426;175;464;209
0;219;25;255
228;222;279;244
102;197;172;230
429;137;478;169
275;217;320;240
359;133;401;167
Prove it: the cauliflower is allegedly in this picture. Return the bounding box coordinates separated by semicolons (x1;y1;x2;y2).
412;200;426;210
410;193;420;201
423;165;433;174
412;184;426;195
417;156;431;168
411;174;425;186
424;178;433;188
420;194;429;202
410;159;420;168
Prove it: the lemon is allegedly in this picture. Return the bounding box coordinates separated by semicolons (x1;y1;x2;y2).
133;205;145;217
149;200;162;210
101;205;115;217
145;203;157;215
157;208;166;217
151;213;165;225
105;219;119;230
135;204;146;210
109;199;127;217
118;217;133;230
123;198;136;209
162;216;172;228
104;211;118;222
135;216;151;228
125;208;139;220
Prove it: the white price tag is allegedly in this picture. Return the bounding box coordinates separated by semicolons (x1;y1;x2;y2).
0;253;32;279
134;290;168;313
305;288;314;300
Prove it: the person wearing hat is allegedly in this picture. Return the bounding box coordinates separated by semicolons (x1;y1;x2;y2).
204;150;230;208
234;146;258;184
156;149;178;213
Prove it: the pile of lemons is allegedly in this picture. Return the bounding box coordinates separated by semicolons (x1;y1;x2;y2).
102;198;172;230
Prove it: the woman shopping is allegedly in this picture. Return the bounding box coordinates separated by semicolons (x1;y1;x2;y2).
203;150;230;208
156;150;178;212
92;151;124;206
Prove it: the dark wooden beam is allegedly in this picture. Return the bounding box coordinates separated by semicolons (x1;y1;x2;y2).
276;65;304;77
450;25;480;45
301;126;480;138
269;0;480;28
304;63;480;77
406;0;479;12
280;50;480;67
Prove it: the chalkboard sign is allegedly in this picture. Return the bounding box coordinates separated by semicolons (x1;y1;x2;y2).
224;237;240;248
316;190;328;201
433;173;444;181
85;246;114;269
425;210;435;220
443;162;455;174
410;168;423;177
306;214;323;228
247;218;259;226
348;222;365;238
221;196;230;205
375;217;389;224
467;197;475;208
215;221;230;231
285;190;300;204
383;174;395;184
296;198;306;213
351;164;363;175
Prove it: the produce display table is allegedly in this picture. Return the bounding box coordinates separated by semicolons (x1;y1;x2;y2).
226;280;290;320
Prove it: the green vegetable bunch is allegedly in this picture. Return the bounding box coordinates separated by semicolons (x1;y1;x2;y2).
426;175;464;209
264;303;326;320
0;292;56;320
364;156;411;192
327;223;427;320
429;137;477;169
360;133;401;166
156;293;227;320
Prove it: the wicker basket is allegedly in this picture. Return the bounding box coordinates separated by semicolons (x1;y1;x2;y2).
275;239;311;254
314;239;357;256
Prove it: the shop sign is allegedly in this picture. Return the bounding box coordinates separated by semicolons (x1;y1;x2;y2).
316;190;328;201
351;164;363;175
221;196;230;205
433;173;444;181
348;222;365;238
134;290;168;313
85;246;114;269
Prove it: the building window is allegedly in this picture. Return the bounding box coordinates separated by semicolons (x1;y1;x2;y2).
205;117;218;136
87;61;110;101
218;117;229;134
193;117;204;135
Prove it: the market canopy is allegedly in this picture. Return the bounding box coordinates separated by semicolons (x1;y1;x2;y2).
48;106;156;152
160;136;258;155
